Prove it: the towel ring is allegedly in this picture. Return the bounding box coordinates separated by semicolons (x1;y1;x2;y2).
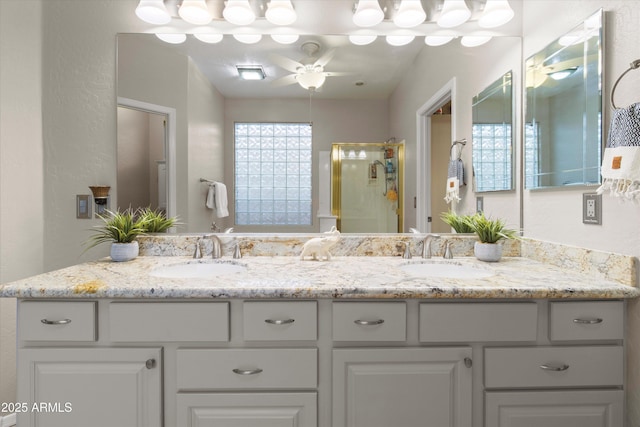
610;59;640;109
450;138;466;160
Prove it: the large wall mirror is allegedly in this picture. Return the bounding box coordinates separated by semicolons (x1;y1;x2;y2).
472;70;513;192
524;9;603;189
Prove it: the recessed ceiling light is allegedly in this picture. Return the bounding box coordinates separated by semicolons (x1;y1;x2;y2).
236;66;266;80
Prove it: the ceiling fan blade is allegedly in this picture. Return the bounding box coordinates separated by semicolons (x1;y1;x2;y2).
314;49;335;68
269;54;304;73
324;71;354;77
271;74;299;87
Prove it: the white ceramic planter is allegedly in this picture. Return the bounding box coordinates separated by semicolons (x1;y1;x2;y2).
110;241;139;262
474;241;502;262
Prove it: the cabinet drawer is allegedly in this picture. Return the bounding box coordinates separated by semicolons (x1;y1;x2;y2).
332;302;406;342
109;302;229;342
485;346;623;389
177;392;317;427
486;390;624;427
177;348;317;390
244;301;317;341
549;301;624;341
419;302;537;342
19;301;96;341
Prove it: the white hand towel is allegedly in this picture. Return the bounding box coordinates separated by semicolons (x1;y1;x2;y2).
597;146;640;200
206;184;215;209
214;182;229;218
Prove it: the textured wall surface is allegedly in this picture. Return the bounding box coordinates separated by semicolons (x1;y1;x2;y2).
521;1;640;424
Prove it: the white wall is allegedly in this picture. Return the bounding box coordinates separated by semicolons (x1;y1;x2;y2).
0;0;44;414
389;36;523;231
187;59;226;232
521;2;640;424
224;97;390;232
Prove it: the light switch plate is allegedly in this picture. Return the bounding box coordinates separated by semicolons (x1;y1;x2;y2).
583;193;602;225
76;195;91;219
476;196;484;214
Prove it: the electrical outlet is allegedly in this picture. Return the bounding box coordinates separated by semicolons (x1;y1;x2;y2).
583;193;602;225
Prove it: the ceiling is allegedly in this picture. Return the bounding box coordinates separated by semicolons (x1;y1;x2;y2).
124;0;523;99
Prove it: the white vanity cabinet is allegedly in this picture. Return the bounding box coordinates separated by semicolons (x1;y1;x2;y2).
15;298;626;427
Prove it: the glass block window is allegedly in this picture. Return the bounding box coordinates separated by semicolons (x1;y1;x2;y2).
524;122;540;188
234;122;312;226
472;123;512;192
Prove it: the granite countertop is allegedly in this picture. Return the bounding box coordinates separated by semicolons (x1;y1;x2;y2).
1;255;638;300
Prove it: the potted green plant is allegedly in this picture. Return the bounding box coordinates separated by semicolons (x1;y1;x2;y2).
440;210;475;233
464;213;519;262
137;207;179;233
84;209;148;262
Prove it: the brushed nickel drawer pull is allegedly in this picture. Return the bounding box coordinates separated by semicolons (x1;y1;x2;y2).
354;319;385;326
540;363;569;372
41;318;72;325
265;318;295;325
464;357;473;368
145;359;156;369
232;368;263;375
573;318;603;324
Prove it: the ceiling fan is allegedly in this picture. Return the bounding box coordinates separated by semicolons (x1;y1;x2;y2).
270;41;351;92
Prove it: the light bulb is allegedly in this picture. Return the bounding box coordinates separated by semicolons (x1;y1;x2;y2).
478;0;514;28
135;0;171;25
386;34;415;46
271;34;300;44
353;0;384;27
393;0;426;28
155;33;187;44
425;35;454;46
223;0;255;25
460;35;492;47
178;0;212;25
437;0;471;28
349;34;378;45
265;0;297;25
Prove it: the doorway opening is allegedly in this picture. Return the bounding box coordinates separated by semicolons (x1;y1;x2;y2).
116;97;176;220
416;78;457;233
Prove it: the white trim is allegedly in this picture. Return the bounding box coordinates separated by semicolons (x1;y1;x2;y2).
0;413;16;427
415;78;456;233
117;97;177;223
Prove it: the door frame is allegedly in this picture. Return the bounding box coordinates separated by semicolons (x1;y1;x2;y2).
416;78;457;233
117;97;177;221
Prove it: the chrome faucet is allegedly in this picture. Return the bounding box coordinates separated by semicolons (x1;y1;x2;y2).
209;234;222;259
442;240;453;259
193;238;203;259
400;241;412;259
233;242;242;259
422;234;441;259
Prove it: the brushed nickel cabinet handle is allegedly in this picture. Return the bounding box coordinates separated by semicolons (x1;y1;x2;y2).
41;318;71;325
464;357;473;368
232;368;263;375
573;318;603;324
145;359;156;369
540;363;569;371
265;318;295;325
354;319;385;326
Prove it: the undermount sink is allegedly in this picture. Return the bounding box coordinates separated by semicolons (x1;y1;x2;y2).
399;262;494;279
150;262;247;279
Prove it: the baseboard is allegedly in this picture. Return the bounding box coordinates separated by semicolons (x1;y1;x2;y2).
0;413;16;427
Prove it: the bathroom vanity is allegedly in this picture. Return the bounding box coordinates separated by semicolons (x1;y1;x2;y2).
2;235;637;427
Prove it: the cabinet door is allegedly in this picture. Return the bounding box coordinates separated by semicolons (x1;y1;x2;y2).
17;348;162;427
333;347;472;427
177;392;317;427
486;390;624;427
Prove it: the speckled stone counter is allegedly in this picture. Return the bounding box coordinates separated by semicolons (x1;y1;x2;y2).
1;233;638;299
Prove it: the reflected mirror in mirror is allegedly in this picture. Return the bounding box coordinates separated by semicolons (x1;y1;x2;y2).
472;70;513;192
524;9;603;189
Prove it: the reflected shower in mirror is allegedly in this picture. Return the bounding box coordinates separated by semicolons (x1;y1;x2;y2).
524;9;603;189
472;70;513;192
